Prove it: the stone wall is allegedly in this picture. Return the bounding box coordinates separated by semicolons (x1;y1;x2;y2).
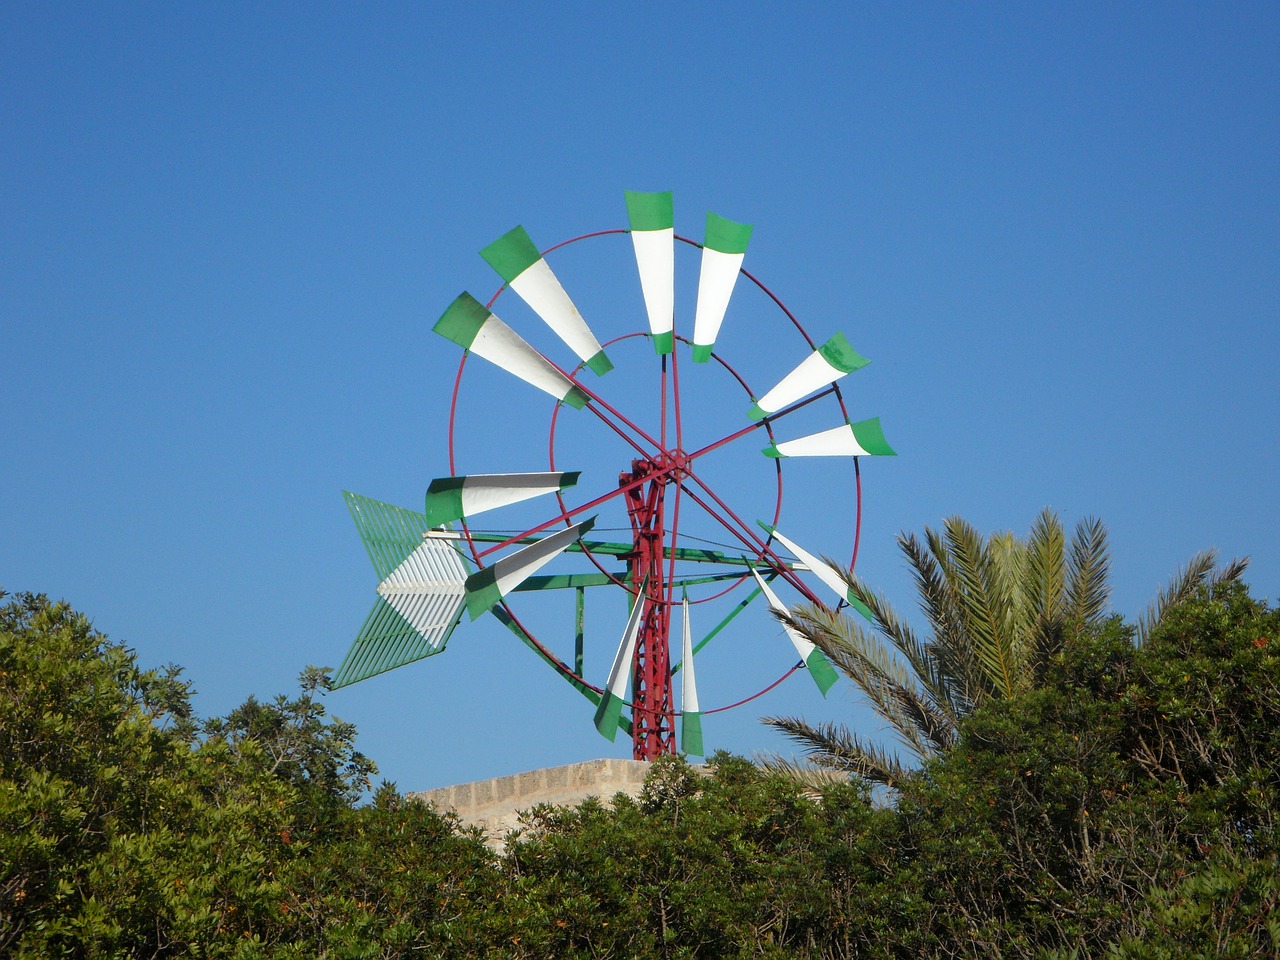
408;758;652;844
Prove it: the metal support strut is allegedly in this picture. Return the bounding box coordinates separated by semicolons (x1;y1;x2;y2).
621;458;676;760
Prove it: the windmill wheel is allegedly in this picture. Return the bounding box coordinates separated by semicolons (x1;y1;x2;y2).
338;190;894;761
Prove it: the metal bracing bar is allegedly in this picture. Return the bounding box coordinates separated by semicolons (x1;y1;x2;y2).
513;572;620;591
513;569;758;593
669;571;777;675
574;586;585;677
487;604;629;737
450;530;796;568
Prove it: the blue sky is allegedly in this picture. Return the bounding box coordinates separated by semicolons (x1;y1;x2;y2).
3;3;1277;792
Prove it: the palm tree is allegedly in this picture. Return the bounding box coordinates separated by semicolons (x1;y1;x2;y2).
763;509;1247;788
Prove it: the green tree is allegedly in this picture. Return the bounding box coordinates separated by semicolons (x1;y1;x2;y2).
764;510;1247;787
499;753;894;960
202;665;377;811
885;580;1280;959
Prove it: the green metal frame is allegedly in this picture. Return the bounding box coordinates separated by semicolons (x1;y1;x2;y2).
339;493;798;710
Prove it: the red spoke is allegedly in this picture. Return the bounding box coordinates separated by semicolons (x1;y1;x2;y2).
475;461;681;560
682;385;839;465
671;336;684;452
680;466;823;607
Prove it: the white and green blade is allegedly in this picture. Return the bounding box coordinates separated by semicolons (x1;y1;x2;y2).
757;523;875;623
480;226;613;376
625;190;675;355
749;567;838;696
692;211;752;362
425;471;581;527
464;516;597;621
679;593;704;755
763;417;896;459
748;332;868;420
594;581;649;741
336;492;471;687
435;293;589;409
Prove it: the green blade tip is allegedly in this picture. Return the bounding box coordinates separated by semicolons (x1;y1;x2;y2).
704;211;753;254
434;293;489;349
850;416;896;456
585;349;614;376
624;190;674;231
818;331;870;374
479;225;541;283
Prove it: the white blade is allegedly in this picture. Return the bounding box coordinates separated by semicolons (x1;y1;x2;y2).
604;587;649;701
434;293;589;409
425;471;581;526
749;566;817;662
626;190;675;354
680;596;700;713
481;226;612;375
691;211;752;361
464;517;596;620
748;332;868;420
763;417;896;458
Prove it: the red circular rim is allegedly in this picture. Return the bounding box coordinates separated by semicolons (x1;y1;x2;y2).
445;227;866;713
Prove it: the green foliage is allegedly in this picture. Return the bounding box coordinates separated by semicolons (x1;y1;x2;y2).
0;589;498;958
890;581;1280;959
3;577;1277;959
501;754;897;959
203;664;377;810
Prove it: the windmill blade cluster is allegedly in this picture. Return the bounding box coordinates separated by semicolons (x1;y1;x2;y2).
337;188;897;760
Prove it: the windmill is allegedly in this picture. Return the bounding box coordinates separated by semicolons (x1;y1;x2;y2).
336;190;894;761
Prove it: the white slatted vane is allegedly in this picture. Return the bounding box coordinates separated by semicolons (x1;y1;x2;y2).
377;534;470;646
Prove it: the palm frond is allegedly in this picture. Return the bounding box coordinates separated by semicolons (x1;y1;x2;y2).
988;529;1033;679
1025;508;1066;623
1209;556;1250;589
945;516;1019;699
899;531;975;708
784;604;956;754
1136;550;1249;644
761;715;914;788
751;753;855;794
828;562;963;720
1066;516;1110;626
917;526;965;649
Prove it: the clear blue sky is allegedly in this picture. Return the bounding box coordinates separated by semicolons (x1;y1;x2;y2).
3;3;1277;792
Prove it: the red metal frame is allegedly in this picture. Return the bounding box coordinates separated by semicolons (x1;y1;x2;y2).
447;228;867;761
620;458;676;758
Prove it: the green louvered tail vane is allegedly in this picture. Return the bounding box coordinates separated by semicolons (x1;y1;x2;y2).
335;491;470;688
